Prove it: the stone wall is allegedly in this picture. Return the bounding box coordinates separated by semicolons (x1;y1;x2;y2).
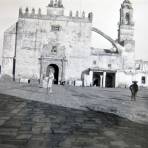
90;48;123;71
134;72;148;87
116;70;148;88
116;71;133;87
2;24;16;77
13;13;92;81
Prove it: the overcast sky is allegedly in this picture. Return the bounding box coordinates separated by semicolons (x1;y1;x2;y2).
0;0;148;61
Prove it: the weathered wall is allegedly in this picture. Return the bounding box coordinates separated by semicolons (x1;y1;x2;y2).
116;70;148;88
90;48;123;71
122;51;135;70
134;72;148;87
2;24;16;77
64;20;92;80
116;71;133;87
135;60;148;72
14;14;92;81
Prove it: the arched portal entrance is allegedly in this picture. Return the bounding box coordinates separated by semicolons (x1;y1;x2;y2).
46;64;59;84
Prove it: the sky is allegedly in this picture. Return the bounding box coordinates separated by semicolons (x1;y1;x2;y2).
0;0;148;61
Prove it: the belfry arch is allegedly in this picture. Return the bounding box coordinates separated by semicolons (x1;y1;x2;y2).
91;27;119;53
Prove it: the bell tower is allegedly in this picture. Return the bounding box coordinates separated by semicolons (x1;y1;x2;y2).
118;0;135;52
47;0;64;16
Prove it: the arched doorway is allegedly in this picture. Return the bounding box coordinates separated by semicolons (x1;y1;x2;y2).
46;64;59;84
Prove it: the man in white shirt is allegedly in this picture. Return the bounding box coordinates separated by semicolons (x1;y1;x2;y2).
47;69;54;94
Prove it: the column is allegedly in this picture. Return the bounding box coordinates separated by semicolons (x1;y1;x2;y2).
89;70;93;86
100;75;103;88
103;72;106;88
61;58;67;83
39;56;43;83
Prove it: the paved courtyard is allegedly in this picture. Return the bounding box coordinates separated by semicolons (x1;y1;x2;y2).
0;81;148;123
0;93;148;148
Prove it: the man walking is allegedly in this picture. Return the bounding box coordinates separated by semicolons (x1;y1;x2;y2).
47;69;54;94
129;81;138;101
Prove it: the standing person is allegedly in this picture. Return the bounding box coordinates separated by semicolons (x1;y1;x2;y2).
47;69;54;94
129;81;138;101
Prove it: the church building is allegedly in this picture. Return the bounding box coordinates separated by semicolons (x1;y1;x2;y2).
1;0;148;88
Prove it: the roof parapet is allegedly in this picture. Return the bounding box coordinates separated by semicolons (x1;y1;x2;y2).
19;7;93;23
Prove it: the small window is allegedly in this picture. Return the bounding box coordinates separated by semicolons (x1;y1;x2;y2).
125;13;130;25
108;64;111;68
142;76;146;84
51;46;57;54
51;25;61;31
135;64;140;70
93;60;96;65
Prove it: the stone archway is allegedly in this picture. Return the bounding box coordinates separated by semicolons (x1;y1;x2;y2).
46;64;59;84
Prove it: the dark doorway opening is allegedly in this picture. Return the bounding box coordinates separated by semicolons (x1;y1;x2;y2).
106;72;116;88
93;72;103;87
125;13;130;25
46;64;59;84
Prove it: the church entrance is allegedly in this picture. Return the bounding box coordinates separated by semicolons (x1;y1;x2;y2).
105;72;116;88
46;64;59;84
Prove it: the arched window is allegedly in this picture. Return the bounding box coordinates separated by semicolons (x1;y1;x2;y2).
125;13;130;25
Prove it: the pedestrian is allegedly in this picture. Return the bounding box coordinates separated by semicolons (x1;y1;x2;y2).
129;81;138;101
47;69;54;94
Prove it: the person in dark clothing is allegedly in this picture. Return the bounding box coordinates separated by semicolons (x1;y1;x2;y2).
129;81;138;101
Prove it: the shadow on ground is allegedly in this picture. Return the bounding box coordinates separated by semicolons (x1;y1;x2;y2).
0;94;148;148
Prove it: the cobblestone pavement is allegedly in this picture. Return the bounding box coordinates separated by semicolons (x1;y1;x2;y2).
0;94;148;148
0;81;148;123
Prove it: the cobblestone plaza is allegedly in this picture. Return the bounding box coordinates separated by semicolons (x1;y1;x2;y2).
0;93;148;148
0;81;148;148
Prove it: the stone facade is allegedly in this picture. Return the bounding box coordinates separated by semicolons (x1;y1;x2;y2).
1;0;148;87
2;0;92;83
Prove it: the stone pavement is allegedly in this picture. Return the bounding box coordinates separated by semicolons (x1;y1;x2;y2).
0;94;148;148
0;81;148;123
